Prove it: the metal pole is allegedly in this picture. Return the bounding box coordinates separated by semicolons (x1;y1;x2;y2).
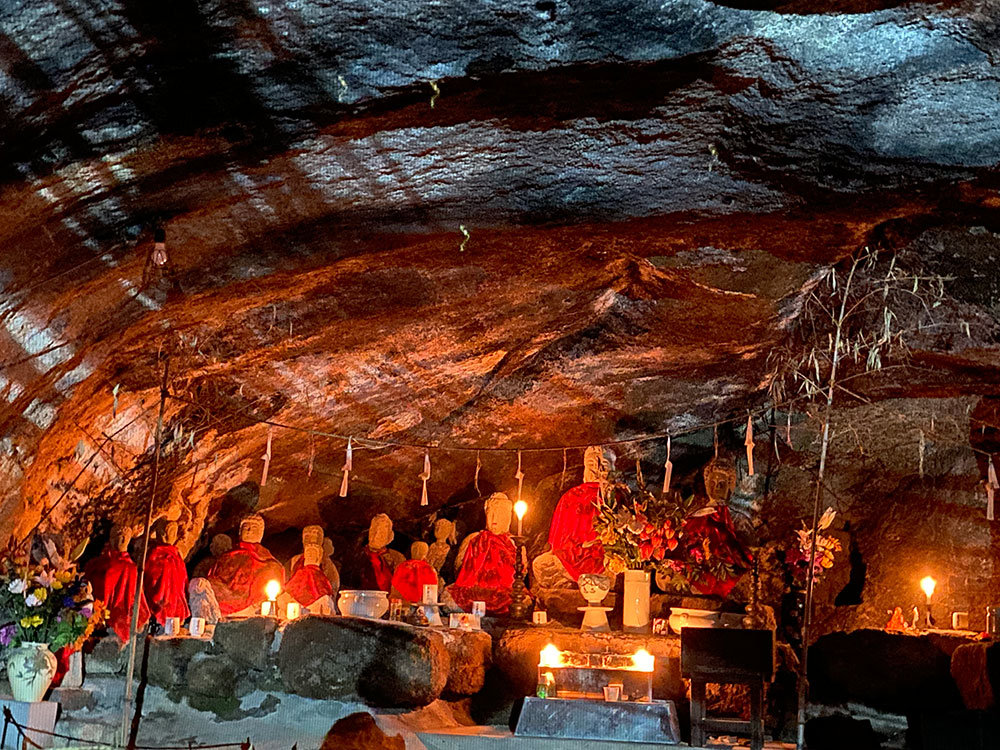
120;356;169;747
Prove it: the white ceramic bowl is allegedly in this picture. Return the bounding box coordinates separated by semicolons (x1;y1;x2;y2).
338;589;389;619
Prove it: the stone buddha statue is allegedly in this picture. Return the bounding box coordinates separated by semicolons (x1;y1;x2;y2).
426;518;456;575
288;524;340;589
207;513;285;616
191;533;233;579
286;542;336;613
447;493;518;614
84;523;150;642
390;541;441;606
532;446;616;590
143;519;190;623
360;513;406;592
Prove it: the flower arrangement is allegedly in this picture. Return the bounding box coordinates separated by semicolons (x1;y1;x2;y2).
593;476;751;596
0;554;106;651
785;507;841;588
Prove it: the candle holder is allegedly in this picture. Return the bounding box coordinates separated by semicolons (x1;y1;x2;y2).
509;535;531;621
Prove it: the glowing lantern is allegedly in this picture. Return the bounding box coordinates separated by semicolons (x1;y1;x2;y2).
920;576;936;603
631;648;655;673
514;500;528;536
538;643;563;668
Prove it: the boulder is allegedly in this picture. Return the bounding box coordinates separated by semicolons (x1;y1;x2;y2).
320;712;405;750
146;636;213;690
84;636;127;675
441;629;493;696
186;652;241;698
213;617;278;671
277;616;450;707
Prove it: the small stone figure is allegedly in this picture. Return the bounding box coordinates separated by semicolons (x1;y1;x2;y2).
391;542;440;606
84;524;150;642
447;493;519;614
885;606;907;632
286;542;336;613
532;446;616;589
361;513;406;592
288;525;340;590
426;519;456;575
191;533;233;579
188;577;222;624
207;514;285;616
143;519;190;623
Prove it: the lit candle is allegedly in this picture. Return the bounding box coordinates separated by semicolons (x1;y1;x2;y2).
265;579;281;618
920;576;936;603
286;602;301;620
261;601;273;616
514;500;527;537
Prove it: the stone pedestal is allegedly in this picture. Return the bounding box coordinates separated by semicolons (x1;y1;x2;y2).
0;697;58;749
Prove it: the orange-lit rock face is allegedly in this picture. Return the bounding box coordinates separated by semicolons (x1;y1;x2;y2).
0;0;999;634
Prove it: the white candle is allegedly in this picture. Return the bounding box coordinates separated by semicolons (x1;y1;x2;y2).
261;601;273;616
286;602;301;620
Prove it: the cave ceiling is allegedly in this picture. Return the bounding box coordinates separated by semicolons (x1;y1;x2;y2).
1;0;999;550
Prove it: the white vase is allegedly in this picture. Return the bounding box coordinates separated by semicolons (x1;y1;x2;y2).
622;570;651;633
6;642;58;702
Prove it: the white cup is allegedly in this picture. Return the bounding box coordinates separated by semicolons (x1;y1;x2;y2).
163;617;181;636
261;601;274;616
286;602;301;620
422;584;439;605
471;601;487;617
189;617;205;637
532;611;548;625
603;685;621;702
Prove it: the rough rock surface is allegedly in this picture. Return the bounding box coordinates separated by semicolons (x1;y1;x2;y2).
146;636;214;691
320;712;405;750
440;629;493;697
212;617;278;671
277;616;450;706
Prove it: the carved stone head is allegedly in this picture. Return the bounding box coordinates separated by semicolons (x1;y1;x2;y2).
484;493;512;535
210;533;233;557
110;523;133;552
369;513;394;549
433;518;456;544
411;541;429;561
583;446;616;483
303;543;323;567
704;459;737;504
302;524;324;547
160;520;180;546
239;514;265;544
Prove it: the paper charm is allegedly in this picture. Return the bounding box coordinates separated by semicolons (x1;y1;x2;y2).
635;455;644;488
474;451;482;495
785;413;792;448
918;430;925;479
339;437;353;498
662;436;673;496
560;448;568;490
773;428;781;462
515;451;525;503
744;414;755;476
988;457;999;521
260;427;273;486
714;424;719;458
112;383;121;418
420;451;431;506
308;436;315;478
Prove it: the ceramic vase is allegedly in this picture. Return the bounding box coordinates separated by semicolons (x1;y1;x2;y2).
6;641;58;702
623;569;651;633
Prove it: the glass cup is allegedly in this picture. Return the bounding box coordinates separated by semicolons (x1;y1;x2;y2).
163;617;181;636
189;617;206;637
472;601;487;617
603;684;621;702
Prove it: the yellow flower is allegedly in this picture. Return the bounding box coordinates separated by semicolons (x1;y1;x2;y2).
55;570;73;584
20;615;43;628
32;587;47;603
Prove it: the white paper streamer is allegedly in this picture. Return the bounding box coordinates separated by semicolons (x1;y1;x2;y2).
339;437;353;498
474;451;481;495
260;427;273;486
786;413;792;447
988;457;999;521
420;451;431;506
515;450;524;503
560;448;568;490
307;436;315;478
744;414;755;476
662;436;673;496
918;430;925;479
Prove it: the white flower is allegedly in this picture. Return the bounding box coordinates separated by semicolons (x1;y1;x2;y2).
25;592;43;607
7;578;27;594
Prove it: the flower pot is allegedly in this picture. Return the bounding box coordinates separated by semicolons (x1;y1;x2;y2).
622;570;651;633
6;642;58;702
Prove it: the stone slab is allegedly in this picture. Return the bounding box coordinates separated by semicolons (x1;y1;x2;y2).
0;697;58;749
512;696;681;744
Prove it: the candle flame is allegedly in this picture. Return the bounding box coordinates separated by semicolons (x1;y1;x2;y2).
514;500;528;520
539;643;563;668
265;579;281;601
920;576;936;599
632;648;655;673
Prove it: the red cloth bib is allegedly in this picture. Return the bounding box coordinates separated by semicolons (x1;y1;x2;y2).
679;506;752;598
448;530;517;614
207;541;285;615
391;560;439;604
547;482;607;581
362;547;395;592
144;543;190;621
85;549;150;642
286;563;334;605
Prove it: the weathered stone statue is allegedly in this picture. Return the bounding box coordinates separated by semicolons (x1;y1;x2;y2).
426;518;456;575
207;513;285;616
84;524;150;642
532;446;616;589
286;542;336;613
288;524;340;589
191;533;233;579
390;542;440;606
188;577;222;624
447;493;518;614
360;513;406;592
143;519;190;623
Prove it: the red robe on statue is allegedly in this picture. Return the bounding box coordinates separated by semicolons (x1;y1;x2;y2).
448;530;517;614
85;549;150;642
285;563;334;605
547;482;606;581
361;547;395;592
679;506;752;598
207;541;285;615
391;560;439;605
144;543;190;621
